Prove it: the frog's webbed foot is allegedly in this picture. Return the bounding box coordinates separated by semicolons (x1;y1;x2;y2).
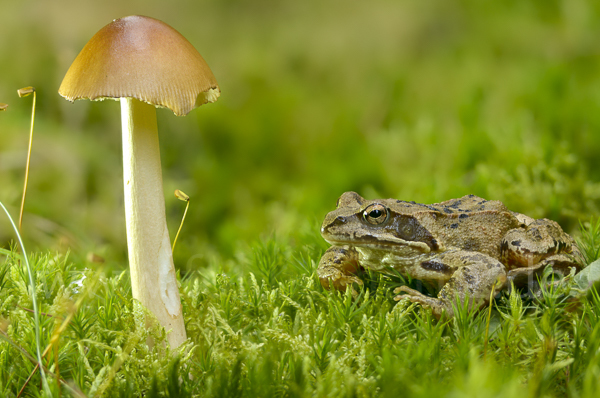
394;251;507;318
317;245;363;295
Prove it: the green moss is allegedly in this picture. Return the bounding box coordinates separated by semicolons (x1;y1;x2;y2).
0;241;598;397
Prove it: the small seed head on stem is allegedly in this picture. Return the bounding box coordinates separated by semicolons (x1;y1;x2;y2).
17;86;35;97
172;189;190;254
0;103;7;111
18;86;37;231
175;189;190;202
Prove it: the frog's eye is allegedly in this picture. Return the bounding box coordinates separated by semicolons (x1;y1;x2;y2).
363;204;389;225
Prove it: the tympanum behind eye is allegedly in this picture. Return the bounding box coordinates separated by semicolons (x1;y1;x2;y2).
398;222;415;240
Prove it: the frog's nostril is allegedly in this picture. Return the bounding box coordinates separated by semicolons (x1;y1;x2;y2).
336;216;346;224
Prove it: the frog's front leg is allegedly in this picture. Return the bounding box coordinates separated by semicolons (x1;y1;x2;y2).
317;245;363;294
394;252;507;318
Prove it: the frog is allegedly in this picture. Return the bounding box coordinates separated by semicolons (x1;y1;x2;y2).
317;191;582;318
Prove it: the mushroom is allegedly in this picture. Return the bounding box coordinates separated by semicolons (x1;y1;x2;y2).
58;15;219;348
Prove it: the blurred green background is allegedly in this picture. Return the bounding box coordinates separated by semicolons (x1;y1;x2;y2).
1;0;600;271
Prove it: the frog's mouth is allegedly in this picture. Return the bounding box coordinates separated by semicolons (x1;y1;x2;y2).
324;236;433;254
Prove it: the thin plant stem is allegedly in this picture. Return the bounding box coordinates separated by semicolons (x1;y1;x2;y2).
54;342;60;397
483;282;497;361
18;86;36;231
16;367;38;398
0;200;50;395
172;189;190;254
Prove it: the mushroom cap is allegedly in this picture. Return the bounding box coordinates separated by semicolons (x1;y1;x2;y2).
59;15;219;116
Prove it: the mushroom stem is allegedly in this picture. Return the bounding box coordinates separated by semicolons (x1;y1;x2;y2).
120;97;186;348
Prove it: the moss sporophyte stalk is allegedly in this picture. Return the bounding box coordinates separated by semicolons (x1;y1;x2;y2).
172;189;190;254
17;86;36;232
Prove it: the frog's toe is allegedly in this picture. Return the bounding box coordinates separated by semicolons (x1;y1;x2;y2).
319;269;363;292
393;286;450;318
338;275;363;292
394;286;425;301
393;285;421;296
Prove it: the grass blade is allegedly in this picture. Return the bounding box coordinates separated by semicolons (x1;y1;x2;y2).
0;200;50;395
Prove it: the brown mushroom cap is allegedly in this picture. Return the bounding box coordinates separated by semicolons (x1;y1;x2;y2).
59;15;219;116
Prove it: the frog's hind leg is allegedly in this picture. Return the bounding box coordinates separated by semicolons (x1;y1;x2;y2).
507;253;581;291
394;252;507;318
317;245;364;294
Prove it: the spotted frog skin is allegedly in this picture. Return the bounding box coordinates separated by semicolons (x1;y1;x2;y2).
318;192;581;317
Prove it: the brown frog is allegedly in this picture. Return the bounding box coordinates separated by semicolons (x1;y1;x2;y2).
318;192;581;317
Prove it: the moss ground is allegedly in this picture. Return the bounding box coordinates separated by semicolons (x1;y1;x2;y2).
2;0;600;396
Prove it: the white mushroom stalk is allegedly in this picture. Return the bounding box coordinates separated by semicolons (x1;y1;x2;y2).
121;98;185;347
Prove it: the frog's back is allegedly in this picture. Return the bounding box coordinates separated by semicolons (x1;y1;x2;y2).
435;195;510;214
394;195;521;259
389;195;510;215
